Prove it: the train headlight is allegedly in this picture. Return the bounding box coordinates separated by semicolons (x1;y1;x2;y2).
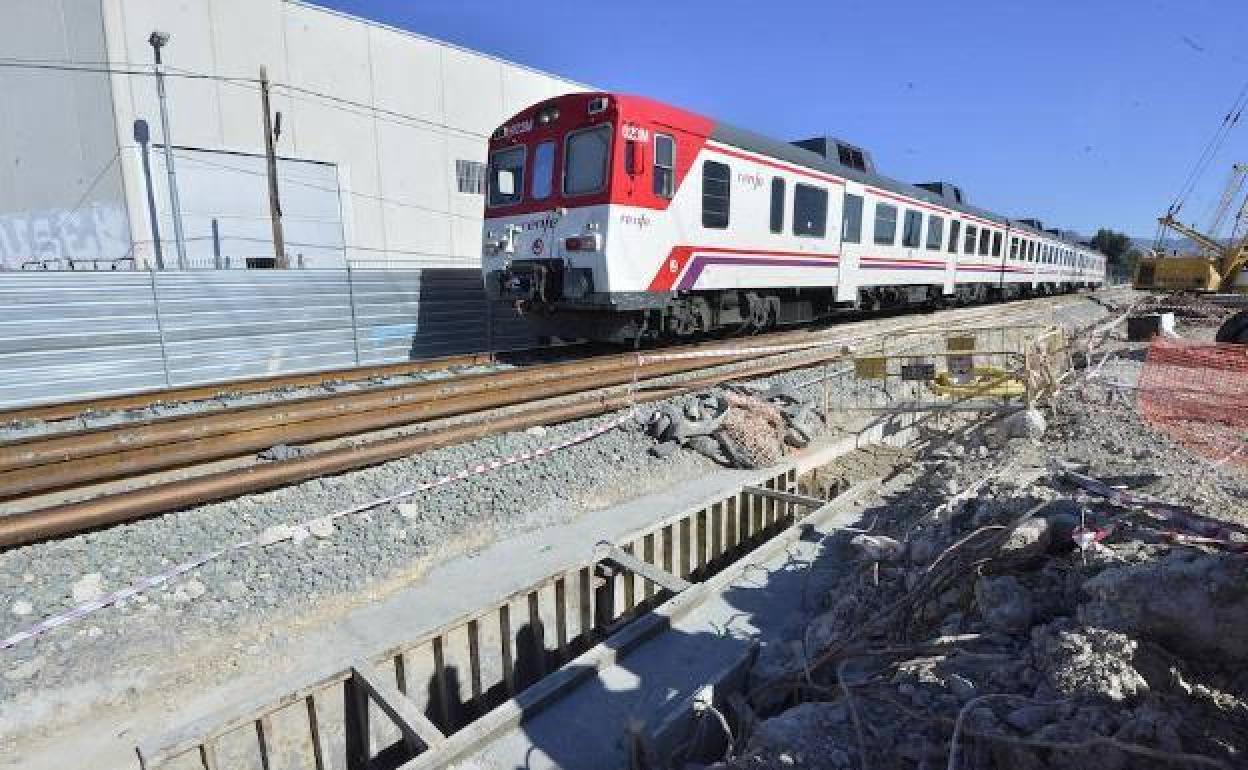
563;234;601;252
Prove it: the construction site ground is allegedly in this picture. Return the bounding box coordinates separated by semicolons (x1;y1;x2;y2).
696;298;1248;770
6;292;1247;769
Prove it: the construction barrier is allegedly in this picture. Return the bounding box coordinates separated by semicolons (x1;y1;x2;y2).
1137;338;1248;468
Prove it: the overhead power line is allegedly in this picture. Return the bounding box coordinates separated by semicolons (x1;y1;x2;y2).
0;57;260;85
0;57;487;140
1167;78;1248;214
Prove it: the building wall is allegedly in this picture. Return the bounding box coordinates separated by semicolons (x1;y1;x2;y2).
96;0;586;268
0;0;131;269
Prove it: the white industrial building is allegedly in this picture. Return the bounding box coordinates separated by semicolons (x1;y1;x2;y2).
0;0;585;270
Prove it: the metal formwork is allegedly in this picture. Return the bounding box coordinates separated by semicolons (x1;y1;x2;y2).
137;470;800;770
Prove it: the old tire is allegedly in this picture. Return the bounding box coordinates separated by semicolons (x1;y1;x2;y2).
1216;311;1248;344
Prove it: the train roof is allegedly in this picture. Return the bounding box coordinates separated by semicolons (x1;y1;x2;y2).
708;119;1090;249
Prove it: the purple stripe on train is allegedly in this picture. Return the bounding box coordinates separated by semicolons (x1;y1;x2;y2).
676;255;840;290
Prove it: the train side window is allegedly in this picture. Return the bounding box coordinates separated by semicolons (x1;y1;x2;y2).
1028;241;1036;261
531;140;555;201
926;215;944;250
978;228;991;256
963;224;977;254
991;231;1002;257
702;160;731;229
1010;237;1019;259
842;193;863;243
873;203;898;245
793;183;828;237
654;133;675;198
948;221;961;253
902;210;922;248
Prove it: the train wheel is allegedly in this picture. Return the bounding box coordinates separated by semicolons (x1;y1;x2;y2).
666;297;712;339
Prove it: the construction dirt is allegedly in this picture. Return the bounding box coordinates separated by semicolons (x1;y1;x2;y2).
709;302;1248;770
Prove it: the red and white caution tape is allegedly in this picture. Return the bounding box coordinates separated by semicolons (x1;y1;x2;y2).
1;412;634;651
0;547;235;651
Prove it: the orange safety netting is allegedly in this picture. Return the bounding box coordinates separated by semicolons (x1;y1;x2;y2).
1137;338;1248;468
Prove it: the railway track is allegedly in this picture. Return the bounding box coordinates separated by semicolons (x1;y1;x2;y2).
0;293;1103;548
0;350;509;426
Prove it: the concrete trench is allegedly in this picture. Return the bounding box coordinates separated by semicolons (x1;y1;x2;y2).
136;408;947;770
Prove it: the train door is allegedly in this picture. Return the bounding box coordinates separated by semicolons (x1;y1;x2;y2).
948;218;964;292
835;182;866;303
941;218;956;295
990;227;1006;295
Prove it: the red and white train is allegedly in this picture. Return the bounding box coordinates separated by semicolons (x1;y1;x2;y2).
482;92;1105;343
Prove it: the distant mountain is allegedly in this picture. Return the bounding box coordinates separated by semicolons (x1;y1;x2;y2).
1131;236;1190;254
1129;234;1238;255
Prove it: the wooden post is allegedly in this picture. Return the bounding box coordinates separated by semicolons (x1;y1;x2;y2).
259;67;286;264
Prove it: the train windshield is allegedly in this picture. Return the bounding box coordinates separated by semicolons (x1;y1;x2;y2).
531;140;556;200
487;145;526;207
563;124;611;196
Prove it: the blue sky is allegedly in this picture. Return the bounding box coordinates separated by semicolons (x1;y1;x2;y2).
320;0;1247;237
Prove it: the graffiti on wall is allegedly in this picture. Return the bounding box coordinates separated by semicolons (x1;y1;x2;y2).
0;202;132;270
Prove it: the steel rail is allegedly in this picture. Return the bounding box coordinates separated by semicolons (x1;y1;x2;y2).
0;347;836;548
0;341;753;470
0;293;1101;547
0;350;509;425
0;297;1049;494
0;348;763;499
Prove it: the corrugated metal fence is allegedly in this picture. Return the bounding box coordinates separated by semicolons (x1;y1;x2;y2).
0;269;535;410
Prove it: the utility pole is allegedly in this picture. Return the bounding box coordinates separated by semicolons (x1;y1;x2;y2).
149;31;187;270
132;119;164;270
260;66;286;264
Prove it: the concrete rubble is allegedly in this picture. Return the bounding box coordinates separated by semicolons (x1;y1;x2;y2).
678;302;1248;770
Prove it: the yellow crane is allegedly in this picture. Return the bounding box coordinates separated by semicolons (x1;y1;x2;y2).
1206;162;1248;241
1135;162;1248;294
1135;211;1248;293
1140;215;1248;342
